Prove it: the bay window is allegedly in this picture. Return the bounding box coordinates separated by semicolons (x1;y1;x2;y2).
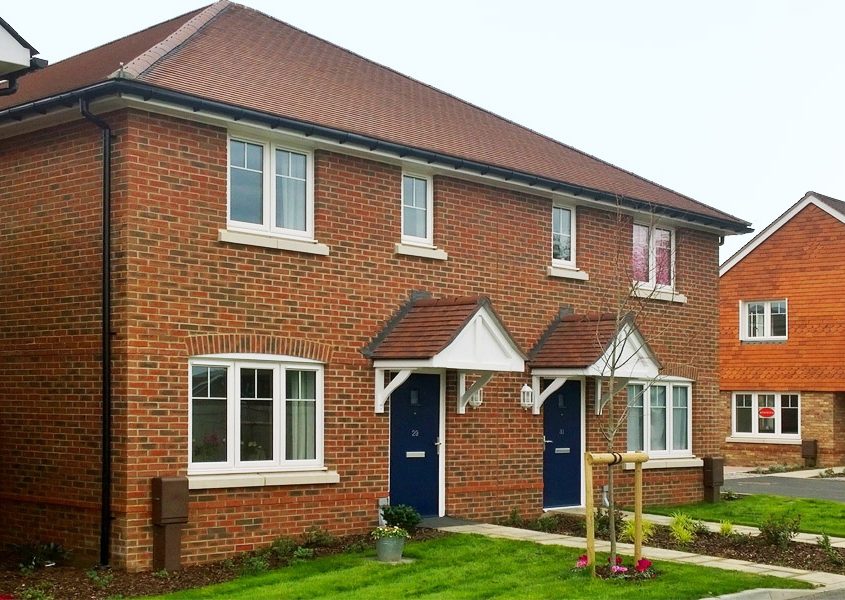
189;356;323;473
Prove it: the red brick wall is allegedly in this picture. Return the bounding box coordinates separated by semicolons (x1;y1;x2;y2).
1;108;724;569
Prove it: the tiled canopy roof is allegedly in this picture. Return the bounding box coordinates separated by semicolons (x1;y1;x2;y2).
0;1;749;231
530;312;630;368
365;295;520;360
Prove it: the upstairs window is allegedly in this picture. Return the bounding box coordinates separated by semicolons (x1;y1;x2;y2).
401;173;433;246
228;138;314;240
189;356;323;473
740;300;787;341
632;223;674;288
552;205;575;267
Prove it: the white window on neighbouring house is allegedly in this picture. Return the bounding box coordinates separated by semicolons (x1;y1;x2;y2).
228;137;314;240
552;205;575;267
740;300;787;341
189;356;323;473
626;381;691;457
732;392;799;439
401;173;433;246
632;223;675;289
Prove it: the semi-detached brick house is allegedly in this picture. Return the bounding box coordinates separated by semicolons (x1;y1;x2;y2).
720;192;845;467
0;1;750;570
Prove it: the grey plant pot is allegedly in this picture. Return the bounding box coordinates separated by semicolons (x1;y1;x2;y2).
375;536;406;562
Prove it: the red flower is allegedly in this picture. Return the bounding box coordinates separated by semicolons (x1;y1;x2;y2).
607;555;623;565
636;558;653;573
0;594;15;600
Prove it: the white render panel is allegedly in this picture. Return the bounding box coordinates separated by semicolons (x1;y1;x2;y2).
0;27;30;75
430;306;524;372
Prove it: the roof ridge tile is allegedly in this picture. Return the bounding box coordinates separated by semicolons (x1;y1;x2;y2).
111;1;230;80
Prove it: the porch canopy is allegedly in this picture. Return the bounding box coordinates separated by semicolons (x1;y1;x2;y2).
363;294;525;413
528;312;661;415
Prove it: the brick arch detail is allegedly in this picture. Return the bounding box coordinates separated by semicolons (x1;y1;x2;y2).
187;334;333;364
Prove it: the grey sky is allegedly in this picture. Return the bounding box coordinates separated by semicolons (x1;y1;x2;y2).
6;1;844;262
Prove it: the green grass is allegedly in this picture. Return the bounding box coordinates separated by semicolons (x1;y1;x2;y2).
143;534;810;600
646;494;845;537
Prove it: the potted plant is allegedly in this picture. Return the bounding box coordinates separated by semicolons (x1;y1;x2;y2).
371;525;409;562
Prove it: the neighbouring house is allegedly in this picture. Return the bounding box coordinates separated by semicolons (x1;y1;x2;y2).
720;191;845;467
0;1;750;570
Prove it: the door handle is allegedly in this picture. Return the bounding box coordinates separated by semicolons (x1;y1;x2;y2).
543;436;554;444
434;438;443;454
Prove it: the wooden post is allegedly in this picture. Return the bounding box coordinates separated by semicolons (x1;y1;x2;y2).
584;452;595;577
583;451;648;577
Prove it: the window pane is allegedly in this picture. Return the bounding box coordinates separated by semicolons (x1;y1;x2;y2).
192;366;208;398
230;169;263;224
627;385;644;452
672;386;688;451
403;205;426;238
649;386;667;451
230;140;245;168
781;394;799;434
414;178;427;208
246;143;263;171
552;207;571;262
286;370;317;460
654;228;672;286
276;176;306;230
192;399;227;462
290;152;306;179
241;399;272;461
746;303;765;338
771;301;787;337
632;224;650;282
735;394;752;433
758;394;775;433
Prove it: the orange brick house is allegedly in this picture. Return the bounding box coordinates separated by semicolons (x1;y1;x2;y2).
720;191;845;467
0;2;750;570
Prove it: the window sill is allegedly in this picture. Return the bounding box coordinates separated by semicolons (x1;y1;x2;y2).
394;242;448;261
725;436;802;445
740;338;788;344
547;265;589;281
219;229;330;256
624;457;702;470
630;285;687;304
188;470;340;490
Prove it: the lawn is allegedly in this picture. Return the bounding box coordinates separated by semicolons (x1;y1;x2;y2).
646;494;845;537
144;534;810;600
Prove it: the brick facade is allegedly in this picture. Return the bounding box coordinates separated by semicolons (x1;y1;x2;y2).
720;200;845;466
1;108;724;570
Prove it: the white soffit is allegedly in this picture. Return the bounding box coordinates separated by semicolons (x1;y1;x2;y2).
720;194;845;276
0;26;31;75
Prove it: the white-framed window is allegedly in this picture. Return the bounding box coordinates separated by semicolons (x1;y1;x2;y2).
627;381;692;457
632;223;675;289
228;137;314;240
732;392;800;438
189;355;324;474
552;204;576;268
740;300;787;341
401;173;434;246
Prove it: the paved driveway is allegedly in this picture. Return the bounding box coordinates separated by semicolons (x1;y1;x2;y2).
724;475;845;502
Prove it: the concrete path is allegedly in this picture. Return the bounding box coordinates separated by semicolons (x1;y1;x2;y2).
421;516;845;599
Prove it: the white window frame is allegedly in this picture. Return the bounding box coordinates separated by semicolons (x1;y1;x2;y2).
400;172;434;247
188;355;324;475
739;299;788;341
227;136;315;241
632;222;676;291
626;380;692;459
551;203;576;269
730;392;800;440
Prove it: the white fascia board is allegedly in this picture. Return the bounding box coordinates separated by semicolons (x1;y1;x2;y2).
720;194;845;276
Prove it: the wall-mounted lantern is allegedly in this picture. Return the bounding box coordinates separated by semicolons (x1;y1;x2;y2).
519;384;534;410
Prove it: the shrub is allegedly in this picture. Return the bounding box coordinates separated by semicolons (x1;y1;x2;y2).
669;512;698;546
238;553;270;576
302;526;336;548
381;504;422;532
292;546;315;562
534;515;559;533
721;489;741;501
719;520;734;536
15;541;70;570
270;537;299;560
86;567;114;589
759;512;801;549
18;582;55;600
620;517;654;544
595;507;625;541
817;533;845;566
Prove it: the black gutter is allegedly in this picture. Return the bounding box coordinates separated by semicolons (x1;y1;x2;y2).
79;98;112;567
1;80;750;233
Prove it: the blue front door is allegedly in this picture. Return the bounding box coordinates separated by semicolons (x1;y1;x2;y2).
389;373;441;517
543;380;582;508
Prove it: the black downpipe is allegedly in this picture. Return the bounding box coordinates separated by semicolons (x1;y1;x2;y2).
80;98;112;567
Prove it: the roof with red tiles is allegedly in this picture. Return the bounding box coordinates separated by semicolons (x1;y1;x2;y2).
0;1;748;230
530;312;632;368
364;295;521;360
